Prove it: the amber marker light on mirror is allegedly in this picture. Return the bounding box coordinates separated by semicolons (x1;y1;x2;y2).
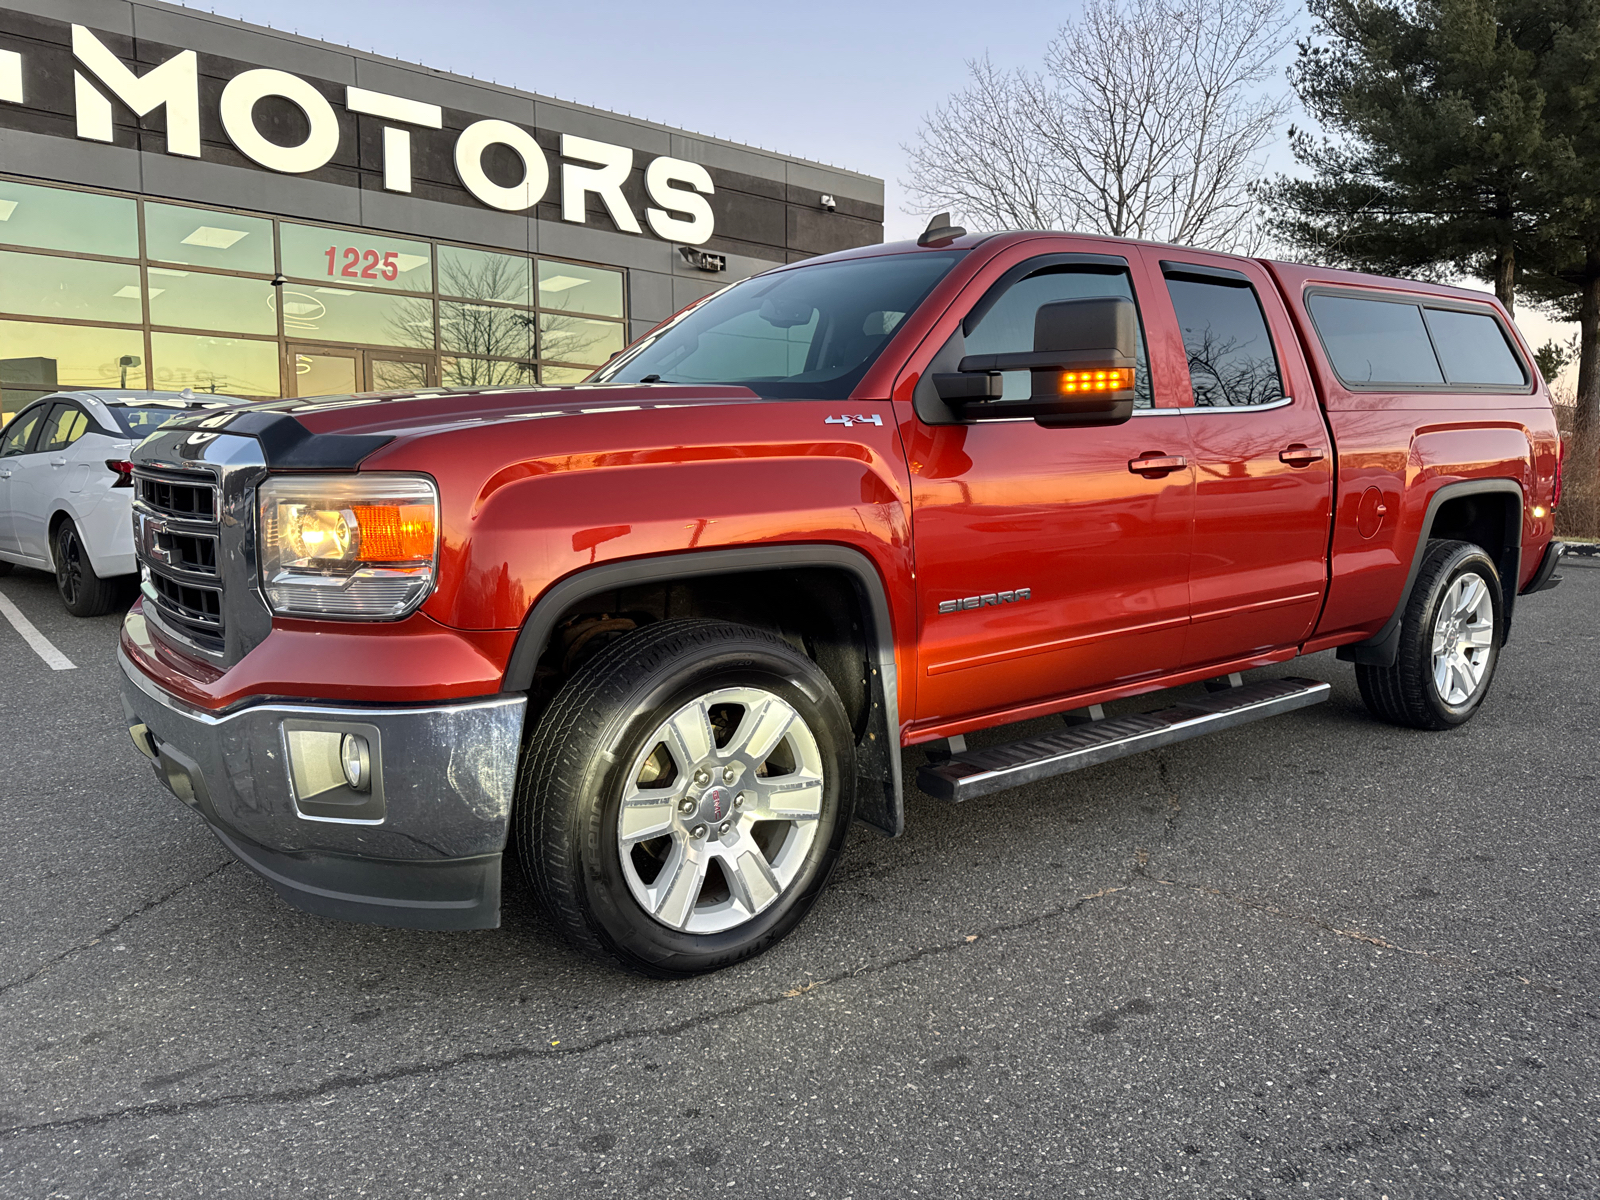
1058;367;1134;394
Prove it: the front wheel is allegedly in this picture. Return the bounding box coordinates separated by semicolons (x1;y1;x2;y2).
54;519;120;617
517;619;854;977
1356;539;1502;730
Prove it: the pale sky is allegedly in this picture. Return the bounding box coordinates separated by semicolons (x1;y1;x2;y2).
187;0;1576;386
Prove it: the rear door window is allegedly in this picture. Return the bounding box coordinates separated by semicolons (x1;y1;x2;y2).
1306;294;1444;385
1164;273;1285;406
1423;308;1527;387
40;404;89;452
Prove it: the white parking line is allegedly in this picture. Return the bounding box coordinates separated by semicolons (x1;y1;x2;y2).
0;589;77;671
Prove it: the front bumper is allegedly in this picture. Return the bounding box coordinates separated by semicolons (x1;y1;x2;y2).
119;651;526;930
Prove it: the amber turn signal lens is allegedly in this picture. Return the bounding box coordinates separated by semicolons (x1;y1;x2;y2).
1058;367;1134;394
351;504;436;561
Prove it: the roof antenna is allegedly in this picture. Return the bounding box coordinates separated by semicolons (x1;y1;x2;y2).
918;212;966;247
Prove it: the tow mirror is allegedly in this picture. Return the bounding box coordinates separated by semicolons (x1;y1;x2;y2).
932;295;1139;427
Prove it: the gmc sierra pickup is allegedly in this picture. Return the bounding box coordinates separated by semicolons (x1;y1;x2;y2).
119;220;1566;976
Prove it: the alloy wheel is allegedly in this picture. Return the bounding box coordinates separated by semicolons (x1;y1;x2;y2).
616;686;825;934
1430;571;1495;706
56;528;82;606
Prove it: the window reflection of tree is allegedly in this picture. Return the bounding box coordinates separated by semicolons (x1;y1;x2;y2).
539;311;619;369
1180;323;1282;406
390;256;536;386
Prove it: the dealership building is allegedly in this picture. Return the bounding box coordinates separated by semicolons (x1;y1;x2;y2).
0;0;885;421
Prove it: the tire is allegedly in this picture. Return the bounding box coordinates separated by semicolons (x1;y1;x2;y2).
1356;539;1502;730
517;618;854;977
53;519;120;617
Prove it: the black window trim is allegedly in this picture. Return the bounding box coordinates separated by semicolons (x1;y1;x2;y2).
1304;286;1533;395
41;401;93;452
0;401;49;456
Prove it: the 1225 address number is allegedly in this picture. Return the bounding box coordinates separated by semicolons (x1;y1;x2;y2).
323;246;400;282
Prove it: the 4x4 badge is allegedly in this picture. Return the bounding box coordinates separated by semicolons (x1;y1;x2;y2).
824;414;883;427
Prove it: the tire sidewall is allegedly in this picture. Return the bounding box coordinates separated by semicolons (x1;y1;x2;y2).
553;636;853;975
1414;546;1502;726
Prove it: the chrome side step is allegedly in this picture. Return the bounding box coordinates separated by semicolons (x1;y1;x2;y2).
916;677;1331;803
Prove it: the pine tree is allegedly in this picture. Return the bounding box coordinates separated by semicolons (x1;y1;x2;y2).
1268;0;1559;314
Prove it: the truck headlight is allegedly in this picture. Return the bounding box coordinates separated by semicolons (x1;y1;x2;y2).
257;475;439;619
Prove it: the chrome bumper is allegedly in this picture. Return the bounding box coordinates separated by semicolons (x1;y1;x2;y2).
119;651;526;930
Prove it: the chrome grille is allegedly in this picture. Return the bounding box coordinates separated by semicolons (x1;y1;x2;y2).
138;473;218;522
133;465;224;650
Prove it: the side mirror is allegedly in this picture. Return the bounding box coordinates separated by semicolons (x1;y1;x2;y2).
933;296;1139;427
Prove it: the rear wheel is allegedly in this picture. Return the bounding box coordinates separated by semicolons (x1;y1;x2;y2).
53;519;120;617
517;618;853;977
1356;539;1502;730
0;560;12;576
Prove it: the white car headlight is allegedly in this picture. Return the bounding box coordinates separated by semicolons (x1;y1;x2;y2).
257;475;438;619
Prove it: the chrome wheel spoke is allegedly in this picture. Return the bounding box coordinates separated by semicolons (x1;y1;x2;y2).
751;771;824;820
618;792;677;845
1465;622;1494;649
650;842;707;930
664;701;715;767
725;695;795;763
721;835;782;914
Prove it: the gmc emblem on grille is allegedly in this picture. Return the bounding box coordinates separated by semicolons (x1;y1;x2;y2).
938;587;1031;615
135;511;173;565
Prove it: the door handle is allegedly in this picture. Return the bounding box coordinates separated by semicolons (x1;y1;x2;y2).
50;457;67;468
1280;445;1325;467
1129;453;1187;477
0;468;10;479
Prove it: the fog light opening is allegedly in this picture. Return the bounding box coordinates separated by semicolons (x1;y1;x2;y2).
340;733;372;793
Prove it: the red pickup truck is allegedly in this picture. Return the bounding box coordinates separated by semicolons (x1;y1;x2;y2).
119;223;1566;976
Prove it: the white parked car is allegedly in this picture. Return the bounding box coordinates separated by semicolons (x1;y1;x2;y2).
0;391;239;615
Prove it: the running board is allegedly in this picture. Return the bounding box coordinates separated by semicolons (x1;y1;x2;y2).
917;677;1331;803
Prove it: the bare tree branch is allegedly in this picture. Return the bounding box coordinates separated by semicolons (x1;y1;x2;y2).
902;0;1293;253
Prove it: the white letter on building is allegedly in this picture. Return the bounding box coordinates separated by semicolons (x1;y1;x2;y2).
346;86;442;193
0;50;22;104
645;157;715;245
220;69;340;173
72;25;199;157
454;119;548;211
560;135;641;233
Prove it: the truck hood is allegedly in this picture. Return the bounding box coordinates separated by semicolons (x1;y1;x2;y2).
225;382;765;441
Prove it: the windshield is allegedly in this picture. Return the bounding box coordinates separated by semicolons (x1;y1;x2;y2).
594;250;965;399
109;403;233;435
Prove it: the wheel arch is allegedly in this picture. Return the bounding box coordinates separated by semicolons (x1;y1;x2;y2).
1338;479;1522;667
503;544;904;837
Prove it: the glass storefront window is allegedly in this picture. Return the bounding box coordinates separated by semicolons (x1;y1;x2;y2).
540;364;591;385
280;223;432;292
150;333;279;397
147;269;277;336
145;202;274;273
0;250;144;324
291;350;358;397
442;356;535;387
537;260;624;317
439;245;532;306
0;320;148;401
440;301;533;358
275;286;433;348
0;180;139;259
539;312;625;367
371;357;430;391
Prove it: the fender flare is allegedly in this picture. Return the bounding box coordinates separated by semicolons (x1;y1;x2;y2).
1337;479;1522;667
502;544;905;838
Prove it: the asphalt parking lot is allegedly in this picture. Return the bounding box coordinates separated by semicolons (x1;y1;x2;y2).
0;562;1596;1199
